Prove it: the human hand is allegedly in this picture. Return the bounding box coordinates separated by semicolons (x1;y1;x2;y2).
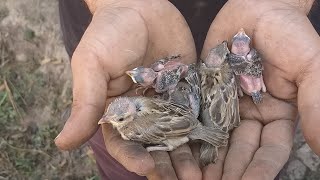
55;0;203;179
201;0;319;179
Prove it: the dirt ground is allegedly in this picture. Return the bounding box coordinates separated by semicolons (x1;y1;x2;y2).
0;0;97;179
0;0;318;179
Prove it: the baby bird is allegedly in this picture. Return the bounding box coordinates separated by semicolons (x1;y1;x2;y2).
199;41;240;166
98;96;229;152
168;63;201;118
228;28;266;104
126;56;189;94
126;67;157;87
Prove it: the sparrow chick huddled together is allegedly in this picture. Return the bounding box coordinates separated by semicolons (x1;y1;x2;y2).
198;29;266;166
125;55;201;117
98;28;266;167
125;55;189;95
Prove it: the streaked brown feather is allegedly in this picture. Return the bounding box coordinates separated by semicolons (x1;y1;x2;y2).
200;62;240;131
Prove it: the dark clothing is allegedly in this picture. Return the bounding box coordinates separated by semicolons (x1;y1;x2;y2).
59;1;320;59
58;1;320;179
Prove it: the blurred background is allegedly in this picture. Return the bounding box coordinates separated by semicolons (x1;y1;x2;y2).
0;0;318;179
0;0;97;179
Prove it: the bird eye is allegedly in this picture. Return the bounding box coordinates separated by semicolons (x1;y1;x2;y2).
118;118;124;122
136;104;142;112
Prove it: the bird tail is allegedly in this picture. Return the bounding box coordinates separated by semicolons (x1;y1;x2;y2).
199;143;218;167
189;125;229;147
189;126;229;167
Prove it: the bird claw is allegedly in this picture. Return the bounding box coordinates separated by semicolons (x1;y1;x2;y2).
135;85;149;95
251;91;262;104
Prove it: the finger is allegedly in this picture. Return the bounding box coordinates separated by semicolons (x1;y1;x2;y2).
298;62;320;155
242;120;294;180
147;151;178;180
55;7;149;151
169;144;202;180
200;1;257;59
222;120;262;180
189;142;201;165
55;50;108;150
202;146;228;180
102;124;155;175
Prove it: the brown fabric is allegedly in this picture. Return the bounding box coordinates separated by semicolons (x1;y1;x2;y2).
58;0;92;57
58;0;319;179
88;128;147;180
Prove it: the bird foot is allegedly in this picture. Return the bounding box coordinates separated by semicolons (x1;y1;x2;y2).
135;85;149;95
251;91;262;104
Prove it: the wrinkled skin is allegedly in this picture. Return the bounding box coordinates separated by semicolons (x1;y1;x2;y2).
55;0;200;179
200;0;320;179
55;0;320;180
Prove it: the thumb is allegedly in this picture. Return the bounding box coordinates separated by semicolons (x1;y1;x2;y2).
298;61;320;156
55;49;108;150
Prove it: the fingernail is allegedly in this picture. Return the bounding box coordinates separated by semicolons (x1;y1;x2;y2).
54;132;61;141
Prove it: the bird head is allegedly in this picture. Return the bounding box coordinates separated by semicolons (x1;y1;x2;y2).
231;28;251;56
246;49;260;63
126;67;157;87
98;97;138;129
204;41;230;68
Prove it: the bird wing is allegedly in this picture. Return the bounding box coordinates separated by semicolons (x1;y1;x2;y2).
151;99;199;137
155;68;181;93
200;64;240;131
154;114;198;138
227;53;248;75
123;116;167;144
228;50;263;77
185;63;201;117
185;63;201;94
125;98;199;144
124;110;198;143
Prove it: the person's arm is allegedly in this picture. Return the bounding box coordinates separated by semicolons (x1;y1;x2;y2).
201;0;320;179
55;0;203;179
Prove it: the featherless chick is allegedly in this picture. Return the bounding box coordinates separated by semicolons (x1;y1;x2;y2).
126;55;188;94
228;28;266;104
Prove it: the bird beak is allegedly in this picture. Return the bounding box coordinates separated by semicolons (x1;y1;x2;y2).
98;115;110;125
222;41;230;53
233;28;251;40
126;70;138;83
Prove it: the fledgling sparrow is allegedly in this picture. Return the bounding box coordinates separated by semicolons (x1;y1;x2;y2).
228;28;266;104
199;41;240;166
98;96;229;152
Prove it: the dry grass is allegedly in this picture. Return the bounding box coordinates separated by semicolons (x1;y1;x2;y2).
0;19;98;180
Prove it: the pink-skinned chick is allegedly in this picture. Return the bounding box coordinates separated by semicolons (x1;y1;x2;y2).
228;28;266;104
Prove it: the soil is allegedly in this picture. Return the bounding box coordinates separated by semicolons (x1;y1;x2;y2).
0;0;97;179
